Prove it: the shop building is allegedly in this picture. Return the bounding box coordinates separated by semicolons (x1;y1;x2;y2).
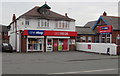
76;12;120;54
8;3;77;52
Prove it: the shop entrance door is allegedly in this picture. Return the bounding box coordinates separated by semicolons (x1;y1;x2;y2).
63;39;68;51
53;39;58;51
46;39;53;52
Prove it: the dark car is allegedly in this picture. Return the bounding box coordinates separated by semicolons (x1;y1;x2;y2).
2;43;13;53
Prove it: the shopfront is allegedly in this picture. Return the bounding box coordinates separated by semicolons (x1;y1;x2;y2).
22;30;77;52
46;36;70;52
97;25;112;43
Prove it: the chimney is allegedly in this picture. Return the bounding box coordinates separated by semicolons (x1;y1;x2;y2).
103;11;107;16
65;13;68;17
12;14;16;21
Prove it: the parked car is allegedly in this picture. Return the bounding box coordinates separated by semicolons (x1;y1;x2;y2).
2;43;13;52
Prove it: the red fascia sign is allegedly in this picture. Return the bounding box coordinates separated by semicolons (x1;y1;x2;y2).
98;25;112;34
44;30;77;36
22;30;77;36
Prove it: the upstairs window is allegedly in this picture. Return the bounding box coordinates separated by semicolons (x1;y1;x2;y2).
39;19;49;27
25;19;29;25
55;21;69;29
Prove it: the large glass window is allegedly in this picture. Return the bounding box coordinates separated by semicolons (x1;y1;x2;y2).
58;39;68;51
28;38;43;51
100;34;111;43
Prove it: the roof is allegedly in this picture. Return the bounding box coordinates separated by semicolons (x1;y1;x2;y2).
76;26;96;35
9;3;75;26
101;16;120;30
92;16;120;30
39;3;51;9
20;4;75;21
0;24;9;32
84;21;96;28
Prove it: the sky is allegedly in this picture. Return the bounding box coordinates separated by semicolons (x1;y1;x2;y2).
0;0;119;26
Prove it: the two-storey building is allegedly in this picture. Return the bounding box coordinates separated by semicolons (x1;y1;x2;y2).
8;3;77;52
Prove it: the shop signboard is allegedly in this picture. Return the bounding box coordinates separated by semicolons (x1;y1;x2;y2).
98;25;112;34
28;30;44;36
44;30;77;36
23;30;44;36
23;30;77;36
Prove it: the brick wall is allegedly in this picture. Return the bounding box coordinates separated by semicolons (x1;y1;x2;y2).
112;31;120;44
21;34;27;52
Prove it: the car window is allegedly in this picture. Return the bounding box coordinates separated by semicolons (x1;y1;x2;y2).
3;43;9;46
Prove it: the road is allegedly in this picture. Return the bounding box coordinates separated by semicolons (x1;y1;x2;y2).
2;51;119;75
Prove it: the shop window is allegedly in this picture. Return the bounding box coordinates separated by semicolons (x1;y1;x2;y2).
107;38;110;43
106;34;111;43
100;34;111;43
28;38;43;51
76;36;80;42
58;39;63;51
81;36;86;42
88;36;92;42
58;39;68;51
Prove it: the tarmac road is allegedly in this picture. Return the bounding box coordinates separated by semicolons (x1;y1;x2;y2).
2;51;119;74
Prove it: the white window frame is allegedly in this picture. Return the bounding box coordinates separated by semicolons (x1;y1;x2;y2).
41;19;49;27
88;36;92;42
56;20;70;29
25;19;29;25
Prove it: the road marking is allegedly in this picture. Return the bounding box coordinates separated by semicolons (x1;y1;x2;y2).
49;68;118;74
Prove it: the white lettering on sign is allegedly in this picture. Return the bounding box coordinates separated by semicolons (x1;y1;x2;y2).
55;32;69;35
36;31;44;35
29;31;44;35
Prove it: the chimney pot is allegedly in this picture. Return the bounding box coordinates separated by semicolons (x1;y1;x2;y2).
12;14;16;21
103;11;107;16
65;13;68;17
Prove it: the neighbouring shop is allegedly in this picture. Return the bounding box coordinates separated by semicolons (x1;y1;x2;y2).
97;25;112;43
22;30;77;52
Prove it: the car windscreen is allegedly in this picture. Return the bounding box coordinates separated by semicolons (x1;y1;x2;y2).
3;43;9;46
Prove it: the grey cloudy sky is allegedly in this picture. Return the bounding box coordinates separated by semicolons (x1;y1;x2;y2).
0;0;119;26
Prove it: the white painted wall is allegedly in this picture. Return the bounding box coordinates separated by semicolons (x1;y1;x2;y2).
76;43;117;55
17;18;75;31
9;32;16;50
17;33;20;52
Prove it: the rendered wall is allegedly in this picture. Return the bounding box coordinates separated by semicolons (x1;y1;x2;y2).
76;43;117;55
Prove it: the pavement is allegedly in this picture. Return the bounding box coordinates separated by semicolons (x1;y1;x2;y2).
1;51;119;74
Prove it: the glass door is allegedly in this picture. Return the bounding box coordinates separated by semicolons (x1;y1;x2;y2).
46;39;53;52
